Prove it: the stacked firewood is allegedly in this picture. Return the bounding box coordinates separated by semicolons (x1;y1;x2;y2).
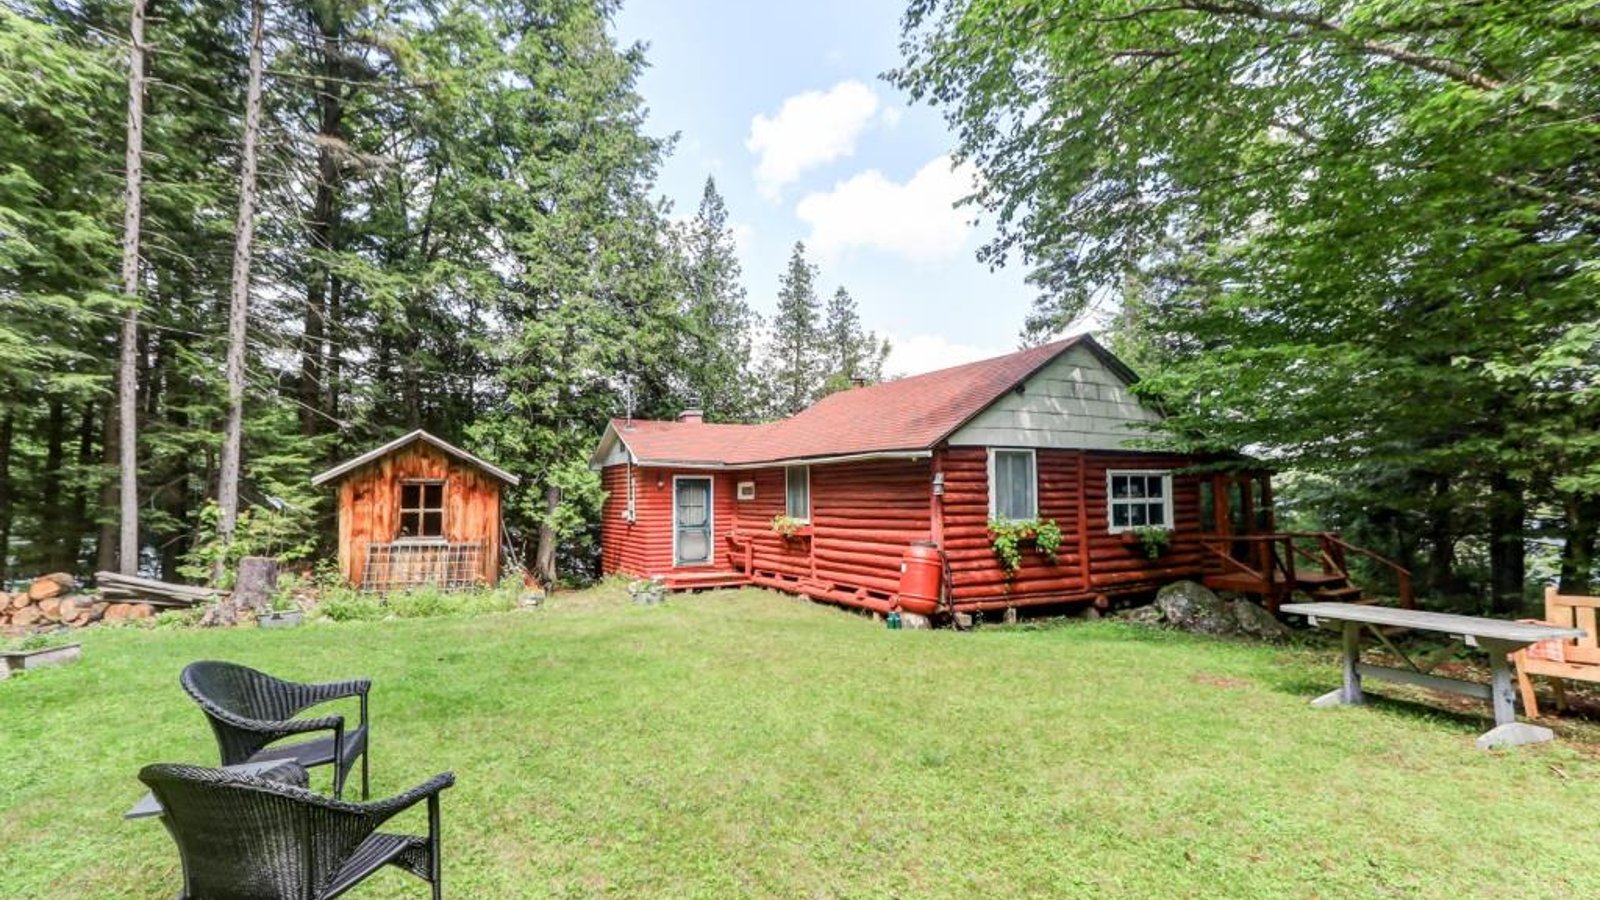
1;571;214;633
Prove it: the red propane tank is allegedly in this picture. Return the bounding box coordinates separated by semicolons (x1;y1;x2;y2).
897;541;944;617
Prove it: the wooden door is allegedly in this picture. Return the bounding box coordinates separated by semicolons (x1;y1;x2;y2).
674;476;713;566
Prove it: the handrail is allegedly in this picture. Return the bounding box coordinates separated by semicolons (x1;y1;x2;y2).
1322;534;1415;609
1199;539;1264;579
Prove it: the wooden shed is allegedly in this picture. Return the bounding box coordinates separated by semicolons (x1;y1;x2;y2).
311;430;519;590
590;335;1332;619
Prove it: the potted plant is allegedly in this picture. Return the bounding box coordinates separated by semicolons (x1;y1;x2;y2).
1125;525;1172;560
988;518;1065;576
258;595;303;629
1;632;82;679
770;515;812;540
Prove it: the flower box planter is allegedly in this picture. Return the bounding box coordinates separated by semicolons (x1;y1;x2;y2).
257;610;304;629
1;643;82;679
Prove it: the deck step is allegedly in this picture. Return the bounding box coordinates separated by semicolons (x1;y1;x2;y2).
1310;585;1363;602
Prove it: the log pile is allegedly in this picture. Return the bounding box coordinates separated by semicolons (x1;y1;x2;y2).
0;573;157;632
0;571;215;634
95;571;217;607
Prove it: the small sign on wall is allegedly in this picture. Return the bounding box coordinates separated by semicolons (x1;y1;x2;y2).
736;481;756;501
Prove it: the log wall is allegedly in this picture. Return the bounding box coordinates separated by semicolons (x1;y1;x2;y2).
599;464;736;577
336;442;502;586
941;447;1209;609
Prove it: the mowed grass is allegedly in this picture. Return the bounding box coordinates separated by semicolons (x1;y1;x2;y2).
4;587;1600;898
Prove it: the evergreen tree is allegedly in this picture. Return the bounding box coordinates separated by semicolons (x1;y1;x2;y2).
819;286;889;396
764;242;823;416
676;176;760;421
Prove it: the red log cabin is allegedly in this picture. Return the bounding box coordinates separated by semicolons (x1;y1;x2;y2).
312;430;519;591
590;334;1324;619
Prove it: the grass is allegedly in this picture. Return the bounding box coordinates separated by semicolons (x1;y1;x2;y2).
4;584;1600;898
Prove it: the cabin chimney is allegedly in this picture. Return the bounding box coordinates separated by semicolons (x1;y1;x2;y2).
677;408;704;425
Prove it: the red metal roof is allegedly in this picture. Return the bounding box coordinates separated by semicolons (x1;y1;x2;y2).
603;335;1112;467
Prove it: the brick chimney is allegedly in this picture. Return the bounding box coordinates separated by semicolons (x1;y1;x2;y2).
677;408;704;425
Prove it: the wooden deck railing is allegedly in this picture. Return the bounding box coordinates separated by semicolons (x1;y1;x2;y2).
1200;531;1414;609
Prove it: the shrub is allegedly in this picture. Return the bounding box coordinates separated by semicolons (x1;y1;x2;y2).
316;583;522;623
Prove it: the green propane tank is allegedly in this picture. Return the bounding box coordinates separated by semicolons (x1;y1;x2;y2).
886;610;902;630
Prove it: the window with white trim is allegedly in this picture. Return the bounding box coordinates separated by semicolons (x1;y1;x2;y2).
399;480;445;539
785;466;810;521
1107;471;1171;532
989;449;1037;522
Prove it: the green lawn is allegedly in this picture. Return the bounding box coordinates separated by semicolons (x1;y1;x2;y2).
4;586;1599;898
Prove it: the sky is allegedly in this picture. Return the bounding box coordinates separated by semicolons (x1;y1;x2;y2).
611;0;1047;376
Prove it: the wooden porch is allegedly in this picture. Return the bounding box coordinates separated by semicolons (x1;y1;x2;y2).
1202;531;1415;613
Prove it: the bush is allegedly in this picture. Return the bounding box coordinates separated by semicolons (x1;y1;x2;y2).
316;583;522;623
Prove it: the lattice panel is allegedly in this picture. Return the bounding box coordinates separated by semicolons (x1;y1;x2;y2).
361;541;483;593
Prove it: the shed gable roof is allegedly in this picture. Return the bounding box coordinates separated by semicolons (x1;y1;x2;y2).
597;334;1147;468
311;429;521;487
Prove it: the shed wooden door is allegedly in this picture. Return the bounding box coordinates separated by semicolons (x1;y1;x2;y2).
674;476;713;566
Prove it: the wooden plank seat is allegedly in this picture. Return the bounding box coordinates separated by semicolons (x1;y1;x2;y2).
1514;585;1600;719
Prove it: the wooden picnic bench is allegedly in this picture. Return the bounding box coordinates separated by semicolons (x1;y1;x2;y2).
1281;602;1586;750
1513;585;1600;719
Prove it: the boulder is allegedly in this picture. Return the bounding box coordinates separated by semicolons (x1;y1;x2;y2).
27;573;74;602
1229;599;1291;642
1155;581;1236;636
1118;604;1164;626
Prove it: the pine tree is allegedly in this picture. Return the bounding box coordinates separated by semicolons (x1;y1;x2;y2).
764;242;822;416
819;286;888;395
677;177;759;421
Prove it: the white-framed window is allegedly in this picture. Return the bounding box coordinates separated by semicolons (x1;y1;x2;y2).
622;464;637;522
736;481;756;501
988;448;1037;522
1107;470;1172;532
399;480;445;539
785;466;810;521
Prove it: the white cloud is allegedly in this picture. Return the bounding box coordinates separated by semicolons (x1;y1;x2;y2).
746;81;880;199
886;333;1009;377
795;155;980;262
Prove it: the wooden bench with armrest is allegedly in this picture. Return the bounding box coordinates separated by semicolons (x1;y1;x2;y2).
1514;585;1600;719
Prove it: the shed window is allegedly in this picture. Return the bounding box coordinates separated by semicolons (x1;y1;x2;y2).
1108;471;1171;532
785;466;810;521
989;449;1037;522
399;481;445;539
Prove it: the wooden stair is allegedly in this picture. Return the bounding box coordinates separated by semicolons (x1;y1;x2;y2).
662;570;750;592
1200;532;1414;613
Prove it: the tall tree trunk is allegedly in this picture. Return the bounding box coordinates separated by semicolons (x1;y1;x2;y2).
0;410;13;584
1425;475;1457;598
41;398;67;570
1487;470;1527;614
72;402;95;552
534;484;560;586
116;0;148;575
215;0;266;583
1560;495;1599;595
298;5;344;437
96;403;119;573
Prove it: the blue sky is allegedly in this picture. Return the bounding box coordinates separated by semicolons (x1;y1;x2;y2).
612;0;1045;375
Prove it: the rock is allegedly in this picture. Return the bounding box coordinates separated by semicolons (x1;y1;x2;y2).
27;573;74;602
1118;603;1164;626
899;611;932;630
1001;607;1018;625
952;612;974;630
1155;580;1236;636
1229;599;1291;642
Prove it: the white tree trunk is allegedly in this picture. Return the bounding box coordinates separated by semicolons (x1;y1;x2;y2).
215;0;266;584
115;0;147;576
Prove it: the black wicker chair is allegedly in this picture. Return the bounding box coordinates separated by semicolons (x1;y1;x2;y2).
181;661;371;800
140;762;453;899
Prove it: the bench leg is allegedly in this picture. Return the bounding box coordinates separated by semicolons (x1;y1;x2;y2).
1312;621;1364;708
1476;642;1555;750
1513;652;1540;719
